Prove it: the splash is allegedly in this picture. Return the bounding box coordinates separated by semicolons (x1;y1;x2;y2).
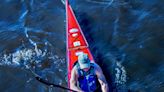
104;52;127;85
0;48;44;68
115;61;127;85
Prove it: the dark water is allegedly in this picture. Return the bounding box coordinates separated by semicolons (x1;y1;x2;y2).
0;0;163;92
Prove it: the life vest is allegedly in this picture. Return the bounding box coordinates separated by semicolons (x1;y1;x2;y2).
76;63;99;92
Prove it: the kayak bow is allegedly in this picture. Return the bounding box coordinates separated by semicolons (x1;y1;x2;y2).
66;0;95;89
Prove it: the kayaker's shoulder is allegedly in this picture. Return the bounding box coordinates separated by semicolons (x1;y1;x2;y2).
91;62;99;67
91;62;102;71
72;65;79;74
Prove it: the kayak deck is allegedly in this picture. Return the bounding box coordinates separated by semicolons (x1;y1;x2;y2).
66;0;94;88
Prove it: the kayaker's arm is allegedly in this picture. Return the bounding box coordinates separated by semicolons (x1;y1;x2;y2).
70;67;83;92
95;63;109;92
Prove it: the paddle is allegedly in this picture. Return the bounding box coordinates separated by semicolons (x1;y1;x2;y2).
29;69;77;92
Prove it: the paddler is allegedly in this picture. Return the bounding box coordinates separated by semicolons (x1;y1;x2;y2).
70;53;109;92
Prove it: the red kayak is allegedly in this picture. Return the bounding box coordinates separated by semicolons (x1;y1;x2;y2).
66;0;95;88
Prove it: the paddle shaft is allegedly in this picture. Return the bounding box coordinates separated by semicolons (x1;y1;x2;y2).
29;69;77;92
35;76;77;92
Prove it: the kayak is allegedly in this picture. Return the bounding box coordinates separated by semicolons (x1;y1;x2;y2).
65;0;95;88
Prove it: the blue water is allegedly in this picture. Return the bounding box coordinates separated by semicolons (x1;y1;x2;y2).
0;0;163;92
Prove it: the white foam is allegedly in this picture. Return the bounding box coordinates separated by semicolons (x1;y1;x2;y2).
115;61;127;84
0;48;47;68
19;10;28;22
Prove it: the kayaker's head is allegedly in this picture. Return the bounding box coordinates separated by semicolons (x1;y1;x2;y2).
78;53;90;71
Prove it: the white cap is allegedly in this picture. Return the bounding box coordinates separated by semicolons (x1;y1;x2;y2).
78;53;90;69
